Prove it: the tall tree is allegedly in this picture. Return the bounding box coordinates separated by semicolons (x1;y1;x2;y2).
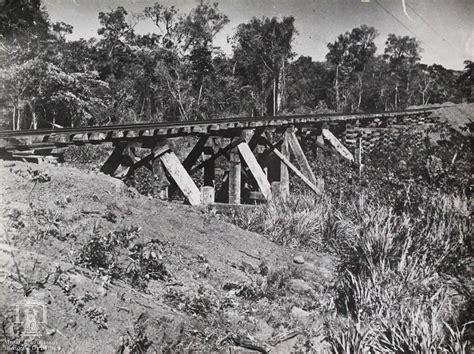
0;0;49;50
232;16;296;116
285;56;332;113
326;25;378;112
383;34;422;108
142;1;229;120
96;6;136;80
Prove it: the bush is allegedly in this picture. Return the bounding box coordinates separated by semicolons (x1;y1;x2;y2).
64;144;112;168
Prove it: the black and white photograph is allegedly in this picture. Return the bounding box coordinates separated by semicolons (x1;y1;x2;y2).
0;0;473;352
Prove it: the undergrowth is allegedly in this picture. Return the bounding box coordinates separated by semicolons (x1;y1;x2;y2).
227;131;473;351
77;223;170;291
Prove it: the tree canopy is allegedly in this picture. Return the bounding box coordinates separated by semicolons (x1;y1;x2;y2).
0;1;469;130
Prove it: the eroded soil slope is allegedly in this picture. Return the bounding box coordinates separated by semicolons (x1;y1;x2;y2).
0;161;335;353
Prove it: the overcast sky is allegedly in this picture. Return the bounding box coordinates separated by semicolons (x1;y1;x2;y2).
43;0;473;70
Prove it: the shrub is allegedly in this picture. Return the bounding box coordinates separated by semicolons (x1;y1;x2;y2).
64;144;112;168
77;229;121;277
126;241;171;291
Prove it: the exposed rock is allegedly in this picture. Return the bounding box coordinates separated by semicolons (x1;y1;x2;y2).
287;278;313;295
108;177;128;193
127;186;141;198
253;318;274;341
290;260;333;291
290;306;311;320
293;256;305;264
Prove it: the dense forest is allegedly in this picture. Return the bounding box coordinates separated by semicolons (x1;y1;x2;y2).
0;0;473;130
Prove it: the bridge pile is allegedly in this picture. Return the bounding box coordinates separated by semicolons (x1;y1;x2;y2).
0;107;446;206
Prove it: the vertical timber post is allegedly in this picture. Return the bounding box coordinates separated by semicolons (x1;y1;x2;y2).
271;181;281;198
202;145;215;204
202;146;215;187
280;129;290;199
316;127;325;157
153;158;169;199
355;137;363;178
229;139;241;204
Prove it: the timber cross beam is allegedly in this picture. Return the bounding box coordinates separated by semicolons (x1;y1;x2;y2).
0;107;446;206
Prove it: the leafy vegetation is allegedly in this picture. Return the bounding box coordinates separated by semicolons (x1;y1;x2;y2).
1;1;471;130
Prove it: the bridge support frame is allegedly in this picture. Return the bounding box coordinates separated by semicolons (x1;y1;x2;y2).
98;123;348;206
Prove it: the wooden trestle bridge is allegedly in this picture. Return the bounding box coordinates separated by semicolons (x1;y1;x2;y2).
0;107;444;206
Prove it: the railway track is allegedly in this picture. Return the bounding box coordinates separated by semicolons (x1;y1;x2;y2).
0;107;440;140
0;107;442;163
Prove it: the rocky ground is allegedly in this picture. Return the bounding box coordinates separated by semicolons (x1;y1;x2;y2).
0;161;336;353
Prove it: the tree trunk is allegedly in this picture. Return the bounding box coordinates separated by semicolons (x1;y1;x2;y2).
357;74;363;111
394;84;399;110
12;105;16;130
406;69;411;106
197;83;203;108
17;107;21;130
277;61;285;113
32;106;37;130
26;101;37;129
335;65;340;112
273;77;277;116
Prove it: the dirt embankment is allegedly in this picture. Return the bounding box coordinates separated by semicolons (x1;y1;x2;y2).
0;161;335;353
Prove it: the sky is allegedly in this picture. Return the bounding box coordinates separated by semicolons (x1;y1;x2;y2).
43;0;474;70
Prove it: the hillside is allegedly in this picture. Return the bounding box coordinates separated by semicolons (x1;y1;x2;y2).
0;161;335;353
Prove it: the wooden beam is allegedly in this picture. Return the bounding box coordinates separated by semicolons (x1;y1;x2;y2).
322;128;354;163
271;181;281;198
287;129;317;185
100;143;127;175
314;139;333;153
182;135;209;171
355;137;363;177
112;147;147;178
189;137;244;174
202;146;215;187
237;142;272;201
159;148;201;206
116;139;201;205
228;141;241;204
262;138;322;195
273;148;322;195
128;140;171;172
247;128;264;150
168;135;209;197
207;202;254;214
280;133;290;199
201;186;215;205
152;157;169;199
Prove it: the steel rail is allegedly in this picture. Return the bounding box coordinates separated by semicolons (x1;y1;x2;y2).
0;106;440;138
